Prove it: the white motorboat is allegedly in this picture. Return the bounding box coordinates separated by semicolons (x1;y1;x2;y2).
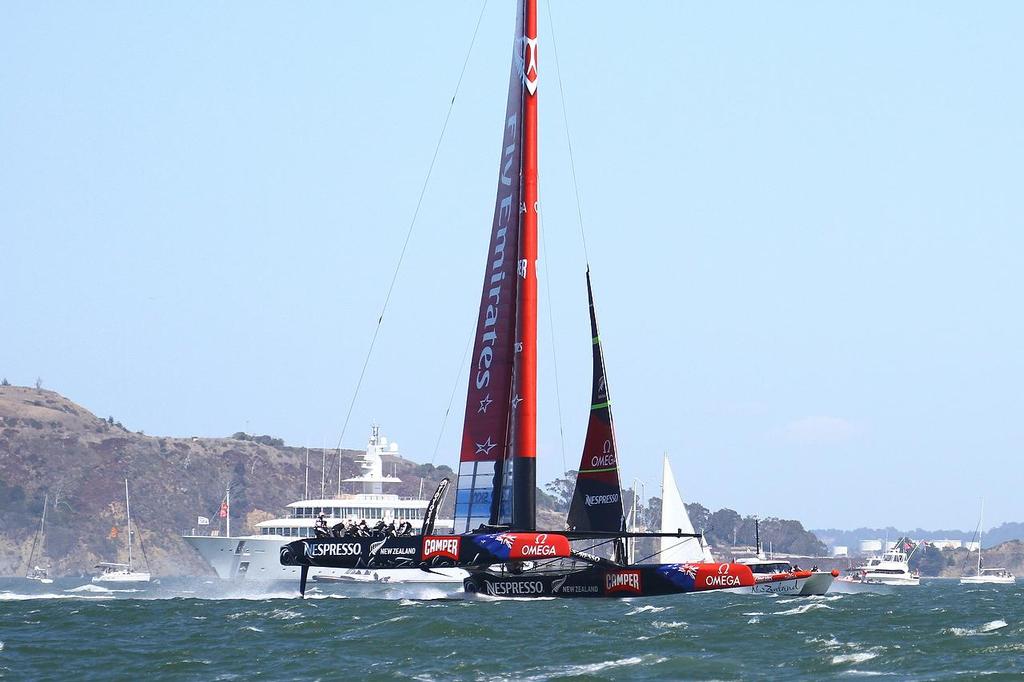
960;502;1015;585
834;544;920;592
93;479;151;584
732;556;835;596
183;425;464;584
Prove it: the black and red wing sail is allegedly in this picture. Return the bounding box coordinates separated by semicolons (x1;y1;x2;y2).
453;1;528;534
566;271;625;535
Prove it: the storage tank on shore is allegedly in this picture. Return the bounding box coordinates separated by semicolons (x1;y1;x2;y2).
859;539;883;554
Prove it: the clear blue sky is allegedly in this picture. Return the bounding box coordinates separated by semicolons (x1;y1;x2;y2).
3;2;1022;530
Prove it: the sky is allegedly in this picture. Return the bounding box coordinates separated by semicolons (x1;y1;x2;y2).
2;2;1022;531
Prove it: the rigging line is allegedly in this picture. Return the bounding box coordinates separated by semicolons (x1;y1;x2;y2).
546;0;590;266
333;0;490;453
430;329;475;466
539;208;568;476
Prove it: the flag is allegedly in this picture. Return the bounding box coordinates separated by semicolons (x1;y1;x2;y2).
219;502;228;518
108;526;119;540
197;516;210;526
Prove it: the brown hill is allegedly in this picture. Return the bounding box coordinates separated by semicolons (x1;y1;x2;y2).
0;385;454;576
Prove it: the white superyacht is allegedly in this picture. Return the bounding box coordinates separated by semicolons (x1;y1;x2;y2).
183;425;462;584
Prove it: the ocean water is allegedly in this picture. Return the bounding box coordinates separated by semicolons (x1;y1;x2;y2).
0;577;1021;680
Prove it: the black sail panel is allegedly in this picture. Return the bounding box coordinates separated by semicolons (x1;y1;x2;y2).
566;271;625;535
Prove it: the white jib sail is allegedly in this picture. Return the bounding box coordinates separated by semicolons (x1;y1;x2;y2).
659;455;714;563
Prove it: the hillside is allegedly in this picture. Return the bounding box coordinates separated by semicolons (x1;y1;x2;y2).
2;384;830;577
0;385;453;576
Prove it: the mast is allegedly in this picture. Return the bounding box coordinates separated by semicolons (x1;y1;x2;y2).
320;445;326;498
124;479;133;570
226;483;231;539
453;0;533;533
511;0;539;531
26;494;47;572
978;500;984;576
304;446;309;499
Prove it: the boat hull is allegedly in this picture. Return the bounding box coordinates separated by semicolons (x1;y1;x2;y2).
831;576;918;593
960;575;1015;585
184;534;465;584
92;572;151;583
463;563;756;599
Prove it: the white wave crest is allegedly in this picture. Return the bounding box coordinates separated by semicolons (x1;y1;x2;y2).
831;652;878;665
0;591;112;601
652;620;687;629
775;602;833;616
947;619;1009;637
66;584;113;593
626;604;670;616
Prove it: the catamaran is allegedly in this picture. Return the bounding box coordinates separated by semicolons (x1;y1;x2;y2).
278;0;822;598
93;479;151;583
960;502;1015;585
25;494;54;584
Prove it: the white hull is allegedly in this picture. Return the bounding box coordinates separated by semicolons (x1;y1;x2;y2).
832;576;917;593
960;575;1015;585
724;572;834;596
183;535;465;584
27;576;54;585
92;571;151;583
726;577;807;596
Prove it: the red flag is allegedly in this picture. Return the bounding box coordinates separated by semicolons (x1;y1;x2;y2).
219;502;228;518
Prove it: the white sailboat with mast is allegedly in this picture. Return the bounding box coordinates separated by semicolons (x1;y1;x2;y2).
93;478;151;583
960;501;1014;585
25;494;54;584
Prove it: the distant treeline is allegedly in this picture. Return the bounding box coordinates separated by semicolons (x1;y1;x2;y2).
540;470;828;556
813;524;1024;550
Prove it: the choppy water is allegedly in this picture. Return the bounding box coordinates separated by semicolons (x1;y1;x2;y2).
1;577;1021;680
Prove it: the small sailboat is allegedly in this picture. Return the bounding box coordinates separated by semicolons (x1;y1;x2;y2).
25;494;54;584
93;479;151;583
960;502;1014;585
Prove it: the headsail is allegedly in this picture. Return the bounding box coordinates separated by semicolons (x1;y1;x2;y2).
454;0;538;533
659;455;714;563
567;271;625;537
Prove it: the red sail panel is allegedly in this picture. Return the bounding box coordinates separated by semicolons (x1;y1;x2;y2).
454;0;527;534
566;271;624;535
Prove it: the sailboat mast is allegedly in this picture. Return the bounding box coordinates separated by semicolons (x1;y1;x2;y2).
978;500;984;576
511;0;539;530
124;479;133;570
